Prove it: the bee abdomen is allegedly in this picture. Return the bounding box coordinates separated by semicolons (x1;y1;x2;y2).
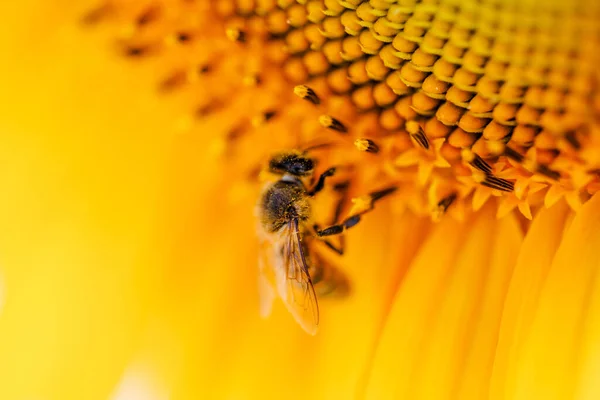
309;253;350;298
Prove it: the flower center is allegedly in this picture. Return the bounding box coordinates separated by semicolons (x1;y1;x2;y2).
87;0;600;220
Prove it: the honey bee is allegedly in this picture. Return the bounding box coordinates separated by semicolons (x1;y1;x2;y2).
256;150;396;335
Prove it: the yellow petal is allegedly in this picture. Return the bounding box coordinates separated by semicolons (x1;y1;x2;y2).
129;205;430;399
472;187;492;212
509;194;600;399
576;236;600;399
418;161;435;186
514;179;529;200
565;190;584;211
455;211;523;399
497;197;519;219
394;148;421;167
0;3;182;398
364;204;522;399
517;201;533;220
364;214;469;399
545;184;566;208
408;207;520;399
490;201;570;400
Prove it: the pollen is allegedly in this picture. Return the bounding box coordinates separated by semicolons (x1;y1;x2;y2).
91;0;600;220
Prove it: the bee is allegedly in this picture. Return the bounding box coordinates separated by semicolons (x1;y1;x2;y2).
256;150;396;335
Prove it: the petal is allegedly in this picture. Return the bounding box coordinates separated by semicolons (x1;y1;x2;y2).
473;187;492;212
394;148;422;167
131;205;430;399
364;205;523;399
508;193;600;399
545;184;566;208
490;201;570;400
0;3;181;398
418;161;435;186
455;209;523;399
111;361;170;400
497;197;519;219
517;201;533;221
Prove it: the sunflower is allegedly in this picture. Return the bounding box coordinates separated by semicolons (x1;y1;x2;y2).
1;0;600;399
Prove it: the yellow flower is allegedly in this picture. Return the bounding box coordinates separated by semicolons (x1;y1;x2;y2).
1;0;600;399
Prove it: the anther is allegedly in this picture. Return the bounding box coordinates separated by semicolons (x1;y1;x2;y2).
226;126;245;141
243;75;261;86
136;6;160;26
159;71;186;92
461;149;492;174
481;175;515;192
124;46;149;57
348;186;397;216
175;32;191;43
251;110;277;127
82;3;113;25
294;85;320;105
195;103;219;118
370;186;398;202
432;192;457;221
565;131;581;150
198;64;211;74
536;164;561;180
226;27;246;42
503;146;524;163
319;115;348;133
187;64;212;83
354;138;380;154
406;120;430;149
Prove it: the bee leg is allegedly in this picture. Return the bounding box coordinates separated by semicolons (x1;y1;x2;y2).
316;215;361;237
312;179;349;255
312;224;344;254
324;238;345;255
324;240;344;255
308;167;336;196
313;223;345;254
316;186;397;237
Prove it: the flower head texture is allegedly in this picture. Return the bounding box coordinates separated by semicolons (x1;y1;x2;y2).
1;0;600;399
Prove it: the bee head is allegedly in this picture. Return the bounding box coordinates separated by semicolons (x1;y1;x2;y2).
268;152;314;177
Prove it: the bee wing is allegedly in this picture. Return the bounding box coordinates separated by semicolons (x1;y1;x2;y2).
275;219;319;335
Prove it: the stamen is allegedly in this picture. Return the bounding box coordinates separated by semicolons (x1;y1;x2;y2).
319;115;348;133
503;146;525;163
135;6;161;27
432;193;457;222
565;131;581;150
81;3;113;25
406;120;429;149
461;149;492;174
251;110;277;127
293;85;320;105
348;186;397;216
481;176;515;193
159;71;187;93
354;138;379;154
226;27;246;43
96;0;600;219
536;164;561;180
243;75;261;87
124;46;150;57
